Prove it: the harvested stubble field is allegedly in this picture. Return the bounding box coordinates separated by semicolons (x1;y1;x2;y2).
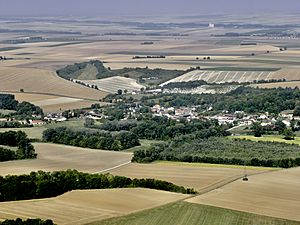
0;188;188;225
0;66;108;101
9;92;99;112
186;166;300;222
110;162;272;191
79;76;146;94
0;143;132;176
91;201;300;225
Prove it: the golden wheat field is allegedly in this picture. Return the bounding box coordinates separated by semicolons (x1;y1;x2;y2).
0;143;132;176
186;167;300;222
110;162;272;191
0;188;188;225
0;66;108;100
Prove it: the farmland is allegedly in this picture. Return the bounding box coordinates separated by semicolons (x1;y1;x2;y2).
110;162;271;191
79;76;146;94
186;166;300;222
0;12;300;225
91;201;300;225
0;143;132;176
10;92;99;112
0;188;188;225
160;68;300;86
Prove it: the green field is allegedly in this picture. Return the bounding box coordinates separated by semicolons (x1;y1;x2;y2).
0;109;16;115
230;135;300;145
125;139;164;152
89;201;300;225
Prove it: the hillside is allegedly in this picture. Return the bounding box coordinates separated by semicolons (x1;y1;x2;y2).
80;76;146;94
57;60;184;86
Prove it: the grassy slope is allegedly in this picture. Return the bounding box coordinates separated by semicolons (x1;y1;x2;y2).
229;135;300;145
89;201;300;225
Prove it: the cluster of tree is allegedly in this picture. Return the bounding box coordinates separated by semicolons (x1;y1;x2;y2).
163;80;208;89
57;60;110;80
57;60;185;87
0;170;196;202
132;137;300;168
0;131;36;161
0;94;18;110
91;116;228;141
0;94;43;119
251;121;296;140
95;119;138;131
0;147;17;162
0;121;33;128
132;55;165;59
0;219;54;225
42;127;140;151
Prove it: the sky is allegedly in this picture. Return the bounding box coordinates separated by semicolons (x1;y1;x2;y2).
0;0;299;17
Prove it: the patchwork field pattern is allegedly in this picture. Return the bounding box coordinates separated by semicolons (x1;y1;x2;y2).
0;66;108;100
186;167;300;222
110;162;270;191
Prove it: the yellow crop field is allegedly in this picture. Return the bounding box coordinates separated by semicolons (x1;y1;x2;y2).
186;167;300;222
0;188;188;225
110;162;271;191
0;66;108;101
0;143;132;176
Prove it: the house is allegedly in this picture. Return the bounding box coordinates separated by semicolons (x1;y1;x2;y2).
30;120;46;126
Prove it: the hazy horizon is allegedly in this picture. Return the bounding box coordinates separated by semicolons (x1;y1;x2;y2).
0;0;299;17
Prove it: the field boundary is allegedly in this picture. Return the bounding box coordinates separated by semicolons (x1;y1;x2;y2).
0;90;104;102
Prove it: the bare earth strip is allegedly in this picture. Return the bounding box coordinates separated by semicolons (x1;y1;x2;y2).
186;167;300;222
0;143;132;176
0;188;188;225
110;162;270;191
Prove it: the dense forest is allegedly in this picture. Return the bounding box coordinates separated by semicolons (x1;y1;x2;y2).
138;87;300;114
0;131;36;161
43;127;140;151
0;94;18;110
0;94;43;119
133;137;300;168
0;170;195;202
0;219;54;225
88;116;229;141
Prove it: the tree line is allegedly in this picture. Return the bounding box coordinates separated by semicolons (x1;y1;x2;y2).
0;219;54;225
42;127;140;151
132;136;300;168
0;170;196;202
0;131;36;161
